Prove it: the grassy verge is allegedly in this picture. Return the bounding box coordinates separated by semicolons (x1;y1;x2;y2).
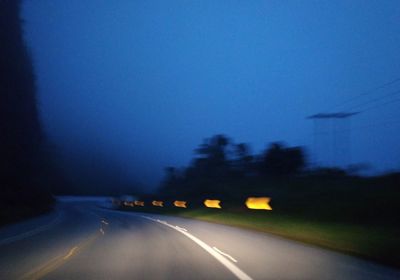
120;205;400;269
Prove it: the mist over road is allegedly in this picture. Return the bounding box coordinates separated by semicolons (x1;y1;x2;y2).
0;199;399;280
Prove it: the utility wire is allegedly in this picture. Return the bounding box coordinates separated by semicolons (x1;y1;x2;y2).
329;76;400;111
346;89;400;112
323;117;400;133
361;97;400;113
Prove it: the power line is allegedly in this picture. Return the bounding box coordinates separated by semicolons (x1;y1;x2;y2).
329;76;400;111
322;116;400;133
346;89;400;112
361;98;400;113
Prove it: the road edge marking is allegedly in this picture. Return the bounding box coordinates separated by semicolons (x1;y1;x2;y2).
213;246;238;263
175;226;188;232
141;216;253;280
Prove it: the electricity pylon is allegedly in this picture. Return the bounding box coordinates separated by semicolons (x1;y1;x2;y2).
307;112;358;168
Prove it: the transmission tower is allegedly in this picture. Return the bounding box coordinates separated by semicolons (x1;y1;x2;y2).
307;112;358;168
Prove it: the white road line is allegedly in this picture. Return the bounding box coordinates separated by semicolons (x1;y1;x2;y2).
213;246;238;263
156;219;168;225
100;228;105;235
141;216;253;280
175;226;187;232
0;211;64;246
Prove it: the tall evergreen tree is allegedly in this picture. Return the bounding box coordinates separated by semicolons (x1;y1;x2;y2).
1;0;54;224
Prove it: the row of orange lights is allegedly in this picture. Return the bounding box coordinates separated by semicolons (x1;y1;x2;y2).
122;197;272;211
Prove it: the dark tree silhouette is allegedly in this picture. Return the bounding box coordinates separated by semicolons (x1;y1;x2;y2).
193;134;230;178
162;167;178;190
261;142;305;176
159;136;307;197
233;143;253;176
1;0;54;225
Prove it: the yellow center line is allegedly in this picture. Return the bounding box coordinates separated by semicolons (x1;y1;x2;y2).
63;246;79;260
19;230;102;280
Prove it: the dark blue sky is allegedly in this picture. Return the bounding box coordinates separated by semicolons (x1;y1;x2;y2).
22;0;400;191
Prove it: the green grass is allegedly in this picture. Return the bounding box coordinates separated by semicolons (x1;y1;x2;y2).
179;209;400;268
120;173;400;268
121;205;400;268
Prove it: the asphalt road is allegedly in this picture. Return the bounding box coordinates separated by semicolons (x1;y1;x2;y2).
0;198;399;280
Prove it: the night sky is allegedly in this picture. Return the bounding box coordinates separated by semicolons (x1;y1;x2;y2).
21;0;400;191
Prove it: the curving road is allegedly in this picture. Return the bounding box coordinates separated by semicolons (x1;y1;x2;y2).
0;198;399;280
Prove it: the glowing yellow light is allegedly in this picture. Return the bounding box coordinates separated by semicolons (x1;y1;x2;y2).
152;200;164;207
204;199;221;209
245;197;272;210
174;201;187;208
134;201;144;206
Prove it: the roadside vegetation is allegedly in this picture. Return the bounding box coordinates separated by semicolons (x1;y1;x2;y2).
0;1;60;227
119;134;400;268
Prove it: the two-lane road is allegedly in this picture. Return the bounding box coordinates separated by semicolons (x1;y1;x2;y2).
1;199;399;279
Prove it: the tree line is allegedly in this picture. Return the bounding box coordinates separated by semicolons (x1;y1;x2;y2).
161;134;306;197
158;134;399;225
